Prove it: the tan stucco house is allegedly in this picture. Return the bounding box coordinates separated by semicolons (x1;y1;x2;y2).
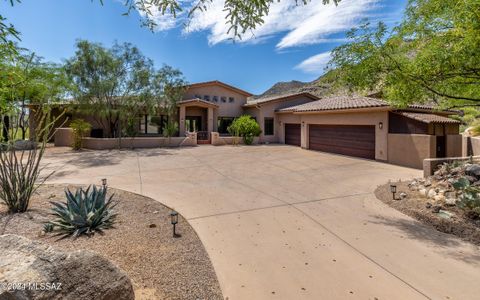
37;80;461;169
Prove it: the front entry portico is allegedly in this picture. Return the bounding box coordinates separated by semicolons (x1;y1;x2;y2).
178;99;218;139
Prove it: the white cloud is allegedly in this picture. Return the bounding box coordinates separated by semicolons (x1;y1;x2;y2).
295;51;332;74
177;0;381;47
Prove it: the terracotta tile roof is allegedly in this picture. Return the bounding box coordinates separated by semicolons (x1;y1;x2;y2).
396;112;460;124
178;98;219;108
278;96;389;112
244;92;320;107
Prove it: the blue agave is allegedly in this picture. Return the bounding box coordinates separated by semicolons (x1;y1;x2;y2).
45;185;117;237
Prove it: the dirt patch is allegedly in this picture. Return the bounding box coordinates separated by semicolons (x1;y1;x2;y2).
375;182;480;246
0;184;223;300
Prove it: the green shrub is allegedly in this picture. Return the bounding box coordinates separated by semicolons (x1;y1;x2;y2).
452;177;480;218
227;115;261;145
163;121;178;138
45;185;117;237
69;119;91;150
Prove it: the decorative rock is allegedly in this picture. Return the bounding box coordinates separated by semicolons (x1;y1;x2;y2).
399;192;407;199
465;175;478;183
465;164;480;178
0;234;134;300
424;179;432;187
432;205;442;213
425;202;432;209
419;189;427;197
427;189;437;199
148;223;157;228
433;195;446;202
438;209;455;219
445;198;457;206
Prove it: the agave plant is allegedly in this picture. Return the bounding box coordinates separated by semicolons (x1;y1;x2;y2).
452;177;480;218
45;185;117;237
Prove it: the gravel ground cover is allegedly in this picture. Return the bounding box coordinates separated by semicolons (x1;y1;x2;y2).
375;181;480;245
0;184;223;300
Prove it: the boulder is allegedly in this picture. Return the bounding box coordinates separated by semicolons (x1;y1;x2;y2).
0;234;134;300
465;164;480;178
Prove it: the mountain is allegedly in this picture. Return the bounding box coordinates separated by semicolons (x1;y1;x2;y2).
252;70;347;100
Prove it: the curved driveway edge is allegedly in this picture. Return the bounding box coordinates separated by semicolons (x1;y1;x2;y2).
42;145;480;300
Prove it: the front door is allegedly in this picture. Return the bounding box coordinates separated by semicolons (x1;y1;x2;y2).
185;116;202;132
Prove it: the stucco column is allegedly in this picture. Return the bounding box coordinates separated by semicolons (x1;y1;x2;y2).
207;107;214;133
179;105;186;137
301;121;308;149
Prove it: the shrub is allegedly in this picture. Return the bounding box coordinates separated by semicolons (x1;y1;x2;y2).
163;121;178;138
70;119;91;150
227;115;261;145
452;177;480;218
45;185;117;237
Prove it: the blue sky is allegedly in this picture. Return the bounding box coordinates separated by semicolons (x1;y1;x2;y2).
1;0;406;94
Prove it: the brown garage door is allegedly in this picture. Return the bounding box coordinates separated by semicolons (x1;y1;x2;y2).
309;125;375;159
285;123;301;146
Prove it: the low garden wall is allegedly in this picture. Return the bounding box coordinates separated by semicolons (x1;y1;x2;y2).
54;127;197;149
82;134;196;150
210;132;259;146
54;128;74;147
462;136;480;156
388;134;435;169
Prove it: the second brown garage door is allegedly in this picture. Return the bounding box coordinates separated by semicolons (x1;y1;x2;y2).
309;125;375;159
285;123;301;146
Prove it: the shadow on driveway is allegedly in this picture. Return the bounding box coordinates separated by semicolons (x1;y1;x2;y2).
370;215;480;265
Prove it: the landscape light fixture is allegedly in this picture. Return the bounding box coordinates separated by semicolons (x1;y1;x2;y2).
101;178;107;187
170;211;180;238
390;184;397;200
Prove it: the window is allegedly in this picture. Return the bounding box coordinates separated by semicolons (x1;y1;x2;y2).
203;95;210;101
194;94;201;99
217;117;235;134
213;96;218;102
264;118;274;136
221;96;227;103
140;115;168;135
229;97;235;103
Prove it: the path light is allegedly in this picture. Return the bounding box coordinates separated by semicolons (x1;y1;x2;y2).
390;184;398;200
170;211;181;238
101;178;107;187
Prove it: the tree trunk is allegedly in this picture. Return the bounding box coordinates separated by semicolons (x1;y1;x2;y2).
2;115;10;142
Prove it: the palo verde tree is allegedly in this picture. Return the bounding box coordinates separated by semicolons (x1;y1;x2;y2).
150;65;187;138
329;0;480;110
0;52;70;140
65;40;157;138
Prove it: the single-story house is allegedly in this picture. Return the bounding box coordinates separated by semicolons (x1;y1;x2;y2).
30;80;461;169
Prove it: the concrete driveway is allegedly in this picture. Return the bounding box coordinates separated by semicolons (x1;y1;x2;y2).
42;145;480;300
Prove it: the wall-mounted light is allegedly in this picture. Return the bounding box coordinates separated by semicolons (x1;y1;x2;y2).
379;122;384;129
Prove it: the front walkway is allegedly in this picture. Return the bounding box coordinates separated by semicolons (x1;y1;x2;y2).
42;145;480;300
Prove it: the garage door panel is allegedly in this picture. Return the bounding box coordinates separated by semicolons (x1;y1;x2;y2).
309;125;375;160
285;124;301;146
